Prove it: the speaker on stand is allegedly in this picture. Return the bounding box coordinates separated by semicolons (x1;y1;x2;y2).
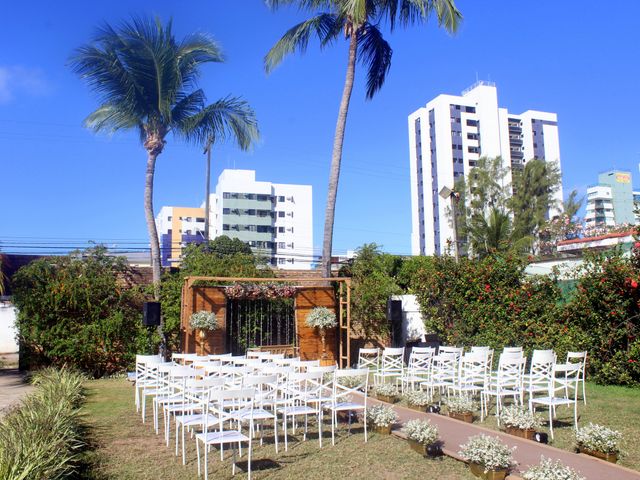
142;302;163;356
387;299;403;348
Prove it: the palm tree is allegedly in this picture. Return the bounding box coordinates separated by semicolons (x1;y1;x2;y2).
265;0;461;277
71;17;258;298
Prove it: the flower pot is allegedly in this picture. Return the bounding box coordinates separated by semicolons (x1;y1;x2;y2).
448;411;474;423
468;464;508;480
407;403;427;413
578;447;618;463
505;426;537;440
407;438;440;457
377;394;398;404
374;424;392;435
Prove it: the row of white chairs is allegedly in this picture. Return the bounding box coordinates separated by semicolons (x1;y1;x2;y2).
134;354;371;479
358;346;587;439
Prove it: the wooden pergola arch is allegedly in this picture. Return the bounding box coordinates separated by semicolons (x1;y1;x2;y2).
180;276;352;368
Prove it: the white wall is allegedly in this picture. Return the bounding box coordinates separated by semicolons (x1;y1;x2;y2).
392;295;426;345
0;302;18;353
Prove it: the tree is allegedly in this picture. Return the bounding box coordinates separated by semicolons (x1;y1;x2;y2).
70;17;258;301
563;189;583;221
265;0;461;277
206;235;253;257
509;158;562;247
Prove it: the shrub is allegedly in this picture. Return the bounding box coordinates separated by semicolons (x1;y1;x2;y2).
446;395;476;414
12;247;149;377
305;307;337;329
366;405;398;427
374;383;399;397
458;434;515;472
403;419;438;445
499;405;542;430
522;457;585;480
404;389;432;407
0;368;85;479
575;423;622;454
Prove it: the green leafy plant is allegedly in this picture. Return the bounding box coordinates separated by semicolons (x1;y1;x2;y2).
522;457;585;480
189;310;219;331
458;434;514;472
575;423;622;454
499;405;542;430
366;404;398;428
305;307;337;330
403;419;439;446
446;395;476;414
374;383;399;397
404;389;433;407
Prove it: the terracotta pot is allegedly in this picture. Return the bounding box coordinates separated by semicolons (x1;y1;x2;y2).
377;394;398;404
579;447;618;463
468;464;508;480
448;411;474;423
374;424;392;435
505;426;537;440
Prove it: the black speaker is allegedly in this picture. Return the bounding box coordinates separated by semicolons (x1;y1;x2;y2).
387;299;403;347
143;302;161;326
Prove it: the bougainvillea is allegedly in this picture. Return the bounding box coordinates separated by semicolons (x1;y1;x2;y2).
224;283;297;300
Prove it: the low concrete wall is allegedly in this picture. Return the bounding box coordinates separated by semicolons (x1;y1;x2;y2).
0;301;18;353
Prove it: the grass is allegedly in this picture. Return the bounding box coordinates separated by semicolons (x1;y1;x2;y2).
82;378;474;479
405;382;640;471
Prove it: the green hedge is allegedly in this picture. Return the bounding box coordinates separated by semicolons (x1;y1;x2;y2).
0;368;85;479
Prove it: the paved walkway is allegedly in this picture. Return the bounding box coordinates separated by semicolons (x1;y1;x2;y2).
0;368;33;416
365;396;640;480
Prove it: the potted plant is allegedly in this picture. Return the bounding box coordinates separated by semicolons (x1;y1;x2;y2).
403;389;433;412
366;404;398;435
459;434;515;480
446;395;476;423
374;383;400;403
403;419;440;457
499;405;542;440
189;310;219;355
522;457;585;480
575;423;622;463
305;307;337;360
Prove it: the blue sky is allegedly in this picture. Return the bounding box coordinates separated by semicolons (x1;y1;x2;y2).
2;1;639;257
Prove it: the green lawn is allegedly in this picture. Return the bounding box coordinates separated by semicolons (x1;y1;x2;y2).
82;379;474;480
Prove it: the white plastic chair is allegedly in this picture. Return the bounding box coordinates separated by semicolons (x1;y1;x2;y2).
239;374;280;452
278;371;324;451
566;351;588;404
357;347;380;371
328;368;369;445
373;347;405;386
421;351;458;401
195;387;256;480
524;350;555;402
134;354;162;412
398;352;433;392
481;356;526;423
449;351;488;398
530;363;581;439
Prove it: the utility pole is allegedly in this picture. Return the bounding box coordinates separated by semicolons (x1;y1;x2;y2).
203;139;212;242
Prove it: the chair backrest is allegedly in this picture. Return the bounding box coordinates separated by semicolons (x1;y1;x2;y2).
567;351;587;364
208;353;232;361
380;347;404;372
528;350;555;387
438;346;463;361
357;348;380;370
284;371;323;402
333;368;369;403
503;346;523;354
497;356;526;388
410;346;436;356
470;346;490;353
552;363;581;399
407;353;433;373
205;388;256;432
459;351;488;386
293;359;321;372
531;349;555;364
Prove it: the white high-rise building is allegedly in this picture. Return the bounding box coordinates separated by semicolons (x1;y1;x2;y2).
585;185;615;228
408;81;563;256
156;169;314;269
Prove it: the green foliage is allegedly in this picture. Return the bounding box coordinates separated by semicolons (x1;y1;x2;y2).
343;244;401;339
12;247;148;377
0;368;85;480
159;238;272;351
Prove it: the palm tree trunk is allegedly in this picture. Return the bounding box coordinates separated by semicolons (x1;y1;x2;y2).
204;140;212;241
321;27;358;278
144;150;162;299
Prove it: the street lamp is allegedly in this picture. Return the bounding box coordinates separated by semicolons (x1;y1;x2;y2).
439;186;460;261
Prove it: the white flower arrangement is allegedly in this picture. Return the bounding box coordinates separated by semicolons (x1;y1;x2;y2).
189;310;219;331
305;307;337;329
366;404;398;427
446;394;476;414
374;383;399;397
522;457;585;480
499;405;542;430
459;434;515;472
403;389;432;407
403;419;439;446
575;423;622;454
338;375;364;389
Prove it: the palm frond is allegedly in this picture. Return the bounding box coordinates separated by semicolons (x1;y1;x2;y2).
175;96;259;151
264;13;342;73
265;0;336;11
357;22;392;99
83;103;141;133
176;32;224;91
375;0;461;33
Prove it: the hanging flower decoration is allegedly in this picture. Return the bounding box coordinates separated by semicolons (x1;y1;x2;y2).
224;282;298;300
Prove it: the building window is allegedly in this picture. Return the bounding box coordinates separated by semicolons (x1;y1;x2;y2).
278;211;285;218
466;119;478;127
278;195;285;202
223;208;230;214
223;224;229;231
278;226;285;233
278;242;285;249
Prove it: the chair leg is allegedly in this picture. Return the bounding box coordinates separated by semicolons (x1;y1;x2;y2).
331;410;336;446
284;415;288;452
363;410;368;443
318;411;322;448
204;441;209;480
274;414;279;453
196;438;201;477
548;407;554;440
582;379;587;405
247;439;252;480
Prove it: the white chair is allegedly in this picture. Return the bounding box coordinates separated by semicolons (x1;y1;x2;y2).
410;346;436;356
309;364;338;403
373;347;405;386
398;352;432;392
292;359;321;372
449;351;488;398
158;365;198;440
328;368;369;445
524;350;555;402
530;363;581;439
481;356;526;424
438;346;464;360
134;354;161;412
174;376;225;465
240;374;280;453
566;351;588;404
421;351;458;401
195;388;256;480
278;371;324;451
357;348;380;371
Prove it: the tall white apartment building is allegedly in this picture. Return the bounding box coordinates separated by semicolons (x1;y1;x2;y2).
408;81;563;256
584;185;615;228
156;169;314;269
